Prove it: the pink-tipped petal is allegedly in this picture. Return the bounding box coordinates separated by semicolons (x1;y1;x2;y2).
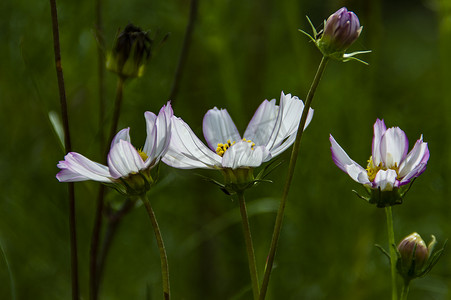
372;118;386;166
398;136;429;178
56;152;112;183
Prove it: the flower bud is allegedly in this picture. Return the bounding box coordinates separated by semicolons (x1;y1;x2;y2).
106;23;152;79
397;232;429;278
319;7;362;55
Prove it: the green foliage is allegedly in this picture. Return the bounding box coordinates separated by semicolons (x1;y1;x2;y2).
1;0;451;299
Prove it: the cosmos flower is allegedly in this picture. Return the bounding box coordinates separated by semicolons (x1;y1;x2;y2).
56;102;172;195
162;92;313;192
330;118;429;206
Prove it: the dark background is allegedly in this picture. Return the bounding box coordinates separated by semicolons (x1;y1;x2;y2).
1;0;451;299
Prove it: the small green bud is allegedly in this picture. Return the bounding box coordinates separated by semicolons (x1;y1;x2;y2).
106;23;152;79
396;233;446;283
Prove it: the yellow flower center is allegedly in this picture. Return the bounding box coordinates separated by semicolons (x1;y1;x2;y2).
215;138;255;157
366;156;399;182
138;149;148;162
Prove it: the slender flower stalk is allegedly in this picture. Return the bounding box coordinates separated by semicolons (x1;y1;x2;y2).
237;191;260;300
385;206;398;300
48;0;79;298
141;193;170;300
400;283;409;300
259;56;328;299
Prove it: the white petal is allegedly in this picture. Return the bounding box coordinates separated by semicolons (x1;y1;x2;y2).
144;102;173;165
107;140;145;179
56;152;112;183
345;164;371;185
267;92;313;156
203;107;241;151
380;127;408;168
222;141;269;169
398;136;429;178
243;99;278;145
329;135;365;173
372;119;386;166
162;116;221;169
374;169;398;191
111;128;131;148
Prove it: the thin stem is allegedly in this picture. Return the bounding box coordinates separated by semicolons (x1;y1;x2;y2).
259;56;329;299
400;281;410;300
141;194;171;300
89;76;125;300
237;191;260;300
168;0;198;102
49;1;79;299
385;206;398;300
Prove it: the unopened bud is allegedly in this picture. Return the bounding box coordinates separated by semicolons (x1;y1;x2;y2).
397;232;428;276
106;23;152;79
319;7;362;54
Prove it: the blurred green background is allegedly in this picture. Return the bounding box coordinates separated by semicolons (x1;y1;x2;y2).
2;0;451;299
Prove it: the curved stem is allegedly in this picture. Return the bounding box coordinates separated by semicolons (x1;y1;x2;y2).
400;281;410;300
141;194;171;300
385;206;398;300
237;191;260;300
49;1;79;299
259;56;329;299
89;76;125;300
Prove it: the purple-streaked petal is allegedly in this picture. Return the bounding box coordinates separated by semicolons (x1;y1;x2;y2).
399;162;428;186
107;140;145;179
380;126;408;168
221;141;270;169
144;102;173;165
398;136;429;178
243;99;278;145
203;107;241;151
111;128;131;148
56;152;112;183
162;116;221;169
372;119;386;166
374;169;398;191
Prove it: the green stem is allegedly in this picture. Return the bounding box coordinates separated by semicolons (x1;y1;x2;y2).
141;194;171;300
237;191;260;300
400;281;410;300
385;206;398;300
49;0;79;298
259;56;329;299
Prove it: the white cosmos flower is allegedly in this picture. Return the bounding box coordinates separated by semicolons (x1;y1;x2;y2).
330;118;429;192
162;92;313;170
56;102;173;193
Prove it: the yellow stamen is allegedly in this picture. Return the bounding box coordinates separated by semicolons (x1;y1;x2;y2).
366;156;400;181
138;149;148;162
215;138;256;157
